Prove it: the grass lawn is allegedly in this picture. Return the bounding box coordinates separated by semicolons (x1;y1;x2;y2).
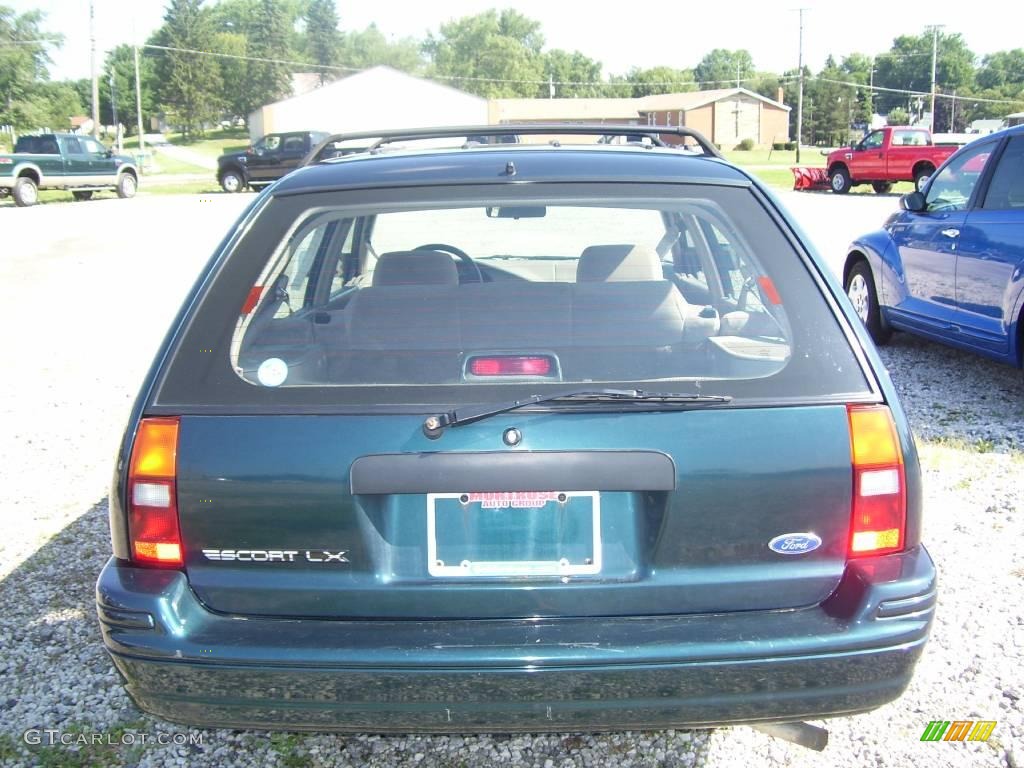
167;127;251;160
139;180;223;196
741;167;796;189
145;151;211;175
723;148;799;166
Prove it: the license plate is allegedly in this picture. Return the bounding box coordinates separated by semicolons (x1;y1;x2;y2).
427;491;601;577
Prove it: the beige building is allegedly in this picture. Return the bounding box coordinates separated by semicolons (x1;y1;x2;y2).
490;88;791;148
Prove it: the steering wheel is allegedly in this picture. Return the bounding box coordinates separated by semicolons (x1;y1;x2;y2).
414;243;483;283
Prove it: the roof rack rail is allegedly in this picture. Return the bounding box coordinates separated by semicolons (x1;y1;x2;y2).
301;124;724;166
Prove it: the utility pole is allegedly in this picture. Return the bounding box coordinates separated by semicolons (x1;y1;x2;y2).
929;24;944;131
868;55;875;121
90;0;99;138
794;8;808;163
110;71;119;152
950;89;956;132
134;45;145;154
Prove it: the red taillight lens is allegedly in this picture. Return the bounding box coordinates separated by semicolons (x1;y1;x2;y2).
848;405;905;557
127;417;183;567
469;356;553;376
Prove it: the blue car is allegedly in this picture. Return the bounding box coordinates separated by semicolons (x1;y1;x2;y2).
844;124;1024;366
97;125;934;750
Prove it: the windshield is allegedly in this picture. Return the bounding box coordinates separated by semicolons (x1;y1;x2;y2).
156;183;873;409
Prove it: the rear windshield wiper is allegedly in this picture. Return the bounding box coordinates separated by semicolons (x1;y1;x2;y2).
422;388;732;438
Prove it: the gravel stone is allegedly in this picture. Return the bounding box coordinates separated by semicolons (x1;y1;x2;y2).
1;194;1020;767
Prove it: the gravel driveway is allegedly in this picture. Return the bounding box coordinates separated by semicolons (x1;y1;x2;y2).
0;192;1020;768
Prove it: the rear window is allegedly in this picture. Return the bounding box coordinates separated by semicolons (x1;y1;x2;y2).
155;183;874;410
14;136;59;154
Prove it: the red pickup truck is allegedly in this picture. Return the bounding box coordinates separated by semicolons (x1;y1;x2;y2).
826;126;957;194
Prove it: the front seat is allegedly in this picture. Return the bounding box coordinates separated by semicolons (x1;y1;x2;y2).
575;244;665;282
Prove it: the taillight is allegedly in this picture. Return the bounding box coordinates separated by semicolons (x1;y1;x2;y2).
127;417;183;567
847;405;905;557
468;355;553;377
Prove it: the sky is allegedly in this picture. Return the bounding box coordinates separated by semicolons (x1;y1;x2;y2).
10;0;1022;84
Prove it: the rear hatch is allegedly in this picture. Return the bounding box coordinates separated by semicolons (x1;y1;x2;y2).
137;177;884;620
173;407;856;618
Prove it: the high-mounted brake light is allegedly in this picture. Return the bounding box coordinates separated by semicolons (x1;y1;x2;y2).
469;356;553;377
127;417;183;567
847;405;905;557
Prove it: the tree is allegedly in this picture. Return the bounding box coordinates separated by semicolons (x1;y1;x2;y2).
152;0;223;139
0;6;60;129
101;45;157;135
620;66;695;97
6;81;83;132
423;9;546;98
542;49;604;97
212;31;249;120
887;107;909;125
873;30;976;129
694;49;754;89
977;49;1024;90
244;0;294;116
840;53;874;123
338;24;424;73
749;72;783;103
808;56;857;146
305;0;340;84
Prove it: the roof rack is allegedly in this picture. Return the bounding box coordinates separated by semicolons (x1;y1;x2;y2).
301;124;723;166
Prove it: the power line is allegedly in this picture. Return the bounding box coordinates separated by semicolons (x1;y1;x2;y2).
813;75;1024;105
0;39;59;45
139;42;1021;105
141;42;789;90
143;43;359;72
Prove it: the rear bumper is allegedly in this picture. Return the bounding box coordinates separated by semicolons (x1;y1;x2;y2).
96;546;936;732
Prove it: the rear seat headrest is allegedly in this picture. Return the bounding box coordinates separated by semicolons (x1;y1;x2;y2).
576;244;663;282
372;250;459;287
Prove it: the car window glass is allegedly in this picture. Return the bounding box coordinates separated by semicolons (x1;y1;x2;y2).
263;136;281;152
861;131;884;150
230;199;806;392
369;206;666;268
63;137;84;155
892;130;927;147
271;225;327;318
283;136;306;153
330;224;358;296
670;224;707;286
925;142;993;212
81;138;104;155
982;136;1024;210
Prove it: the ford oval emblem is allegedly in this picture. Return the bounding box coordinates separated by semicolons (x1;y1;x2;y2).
768;532;822;555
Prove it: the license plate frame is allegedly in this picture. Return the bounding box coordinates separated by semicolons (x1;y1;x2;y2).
426;491;602;578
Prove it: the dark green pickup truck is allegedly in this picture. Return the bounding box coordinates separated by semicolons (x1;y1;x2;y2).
0;133;139;207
